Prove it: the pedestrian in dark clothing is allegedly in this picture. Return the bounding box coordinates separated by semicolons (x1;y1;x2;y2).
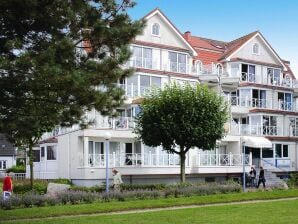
249;167;256;187
257;166;266;188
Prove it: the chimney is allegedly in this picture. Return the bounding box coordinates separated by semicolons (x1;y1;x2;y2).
184;31;191;41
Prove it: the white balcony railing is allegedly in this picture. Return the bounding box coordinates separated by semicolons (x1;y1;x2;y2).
226;96;298;112
197;153;250;166
88;153;249;168
229;124;282;136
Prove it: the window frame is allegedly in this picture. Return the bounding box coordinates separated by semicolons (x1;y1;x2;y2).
0;160;7;170
275;144;289;158
46;145;57;161
252;43;260;55
151;23;160;36
168;51;187;73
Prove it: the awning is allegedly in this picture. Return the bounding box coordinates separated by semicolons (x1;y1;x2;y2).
241;136;272;148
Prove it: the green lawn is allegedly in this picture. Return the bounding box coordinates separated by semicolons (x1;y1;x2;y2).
6;199;298;224
1;189;298;222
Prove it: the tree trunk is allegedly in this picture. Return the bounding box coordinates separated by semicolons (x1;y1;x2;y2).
28;143;34;189
180;152;186;183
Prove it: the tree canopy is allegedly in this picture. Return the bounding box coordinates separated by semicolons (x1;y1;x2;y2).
0;0;144;187
135;84;229;182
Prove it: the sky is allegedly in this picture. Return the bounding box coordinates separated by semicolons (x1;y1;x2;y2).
128;0;298;76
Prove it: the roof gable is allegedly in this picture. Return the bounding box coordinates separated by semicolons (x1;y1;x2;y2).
223;32;286;70
138;8;197;56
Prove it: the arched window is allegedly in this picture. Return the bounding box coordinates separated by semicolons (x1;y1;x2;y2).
284;74;292;87
192;60;203;74
151;23;160;36
216;64;223;75
253;43;259;54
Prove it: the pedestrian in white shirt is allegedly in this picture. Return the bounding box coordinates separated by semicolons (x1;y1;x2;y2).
112;168;123;192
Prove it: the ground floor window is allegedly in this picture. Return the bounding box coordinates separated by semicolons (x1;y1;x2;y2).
47;146;57;160
0;160;7;169
275;144;288;158
33;150;40;162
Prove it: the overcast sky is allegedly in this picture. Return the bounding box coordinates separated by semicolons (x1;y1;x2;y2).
129;0;298;77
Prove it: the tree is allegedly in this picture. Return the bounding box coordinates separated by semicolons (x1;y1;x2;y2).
135;84;229;183
0;0;144;188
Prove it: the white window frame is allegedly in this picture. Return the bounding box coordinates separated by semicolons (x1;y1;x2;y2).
274;144;289;158
151;23;160;36
252;43;260;55
0;160;7;170
168;51;187;73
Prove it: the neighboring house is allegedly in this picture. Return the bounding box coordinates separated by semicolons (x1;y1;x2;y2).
0;134;16;173
29;9;298;186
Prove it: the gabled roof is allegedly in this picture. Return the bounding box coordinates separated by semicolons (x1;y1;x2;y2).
185;31;290;72
183;34;226;52
219;31;259;60
142;8;197;56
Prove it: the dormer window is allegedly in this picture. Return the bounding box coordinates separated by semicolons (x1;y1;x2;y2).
151;23;160;36
253;43;259;55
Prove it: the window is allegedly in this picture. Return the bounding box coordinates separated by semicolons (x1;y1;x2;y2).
0;160;7;169
47;146;57;160
284;75;292;87
168;51;187;73
33;150;40;162
263;115;277;135
289;117;298;136
252;89;266;108
88;141;104;166
140;75;161;96
275;144;289;158
132;46;152;69
241;64;255;82
151;23;160;36
267;68;281;85
252;43;259;54
41;147;45;157
192;60;202;74
278;92;292;111
216;64;223;75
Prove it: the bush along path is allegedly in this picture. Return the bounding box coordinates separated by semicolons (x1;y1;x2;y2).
1;189;298;222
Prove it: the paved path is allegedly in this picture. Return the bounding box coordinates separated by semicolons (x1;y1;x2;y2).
7;197;298;222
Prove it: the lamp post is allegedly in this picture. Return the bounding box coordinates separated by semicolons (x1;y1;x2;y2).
242;141;246;192
104;132;111;193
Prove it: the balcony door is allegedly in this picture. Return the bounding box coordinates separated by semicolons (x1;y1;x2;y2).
168;51;187;73
252;89;266;108
241;64;255;82
278;92;292;110
262;116;277;135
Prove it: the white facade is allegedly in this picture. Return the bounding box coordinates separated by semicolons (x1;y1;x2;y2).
30;9;298;185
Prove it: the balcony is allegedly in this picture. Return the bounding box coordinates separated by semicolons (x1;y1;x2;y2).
88;153;249;168
226;96;298;112
229;123;282;136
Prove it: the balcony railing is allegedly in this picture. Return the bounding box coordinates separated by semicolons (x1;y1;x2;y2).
197;153;250;166
88;153;249;168
241;72;256;83
226;96;298;112
229;124;282;136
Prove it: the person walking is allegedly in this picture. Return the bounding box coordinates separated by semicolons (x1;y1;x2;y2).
249;167;256;187
2;172;13;199
257;166;266;188
112;168;123;192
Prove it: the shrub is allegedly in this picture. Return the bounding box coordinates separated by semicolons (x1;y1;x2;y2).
121;183;166;191
22;192;45;207
51;179;72;185
13;180;48;194
287;173;298;188
58;191;100;204
0;195;22;210
6;165;26;173
70;185;105;193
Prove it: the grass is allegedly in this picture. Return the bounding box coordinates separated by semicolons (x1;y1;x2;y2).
1;189;298;221
5;199;298;224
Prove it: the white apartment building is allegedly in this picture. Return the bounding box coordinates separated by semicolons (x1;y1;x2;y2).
28;9;298;186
